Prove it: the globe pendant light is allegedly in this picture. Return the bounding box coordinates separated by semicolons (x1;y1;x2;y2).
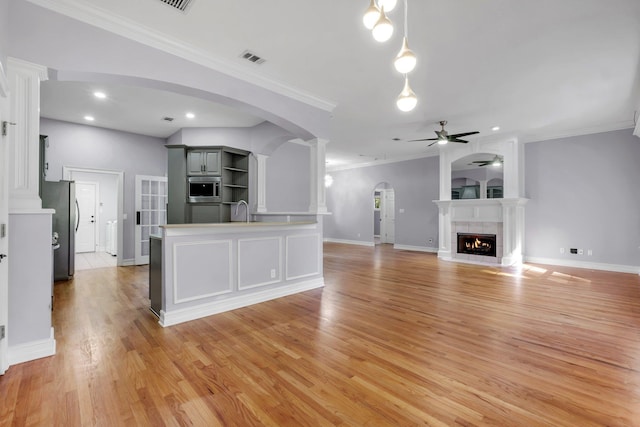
362;0;381;30
397;75;417;112
372;6;394;42
379;0;398;12
394;37;416;73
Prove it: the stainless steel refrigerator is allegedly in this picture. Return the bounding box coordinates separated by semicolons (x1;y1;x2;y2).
41;180;76;281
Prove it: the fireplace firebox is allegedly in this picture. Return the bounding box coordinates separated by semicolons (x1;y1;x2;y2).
457;233;497;257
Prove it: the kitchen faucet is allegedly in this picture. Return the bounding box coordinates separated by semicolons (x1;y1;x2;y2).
235;200;249;223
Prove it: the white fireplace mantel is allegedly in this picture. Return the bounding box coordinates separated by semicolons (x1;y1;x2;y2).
434;198;528;266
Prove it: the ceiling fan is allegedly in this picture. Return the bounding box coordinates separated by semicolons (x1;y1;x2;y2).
410;120;479;147
470;155;503;167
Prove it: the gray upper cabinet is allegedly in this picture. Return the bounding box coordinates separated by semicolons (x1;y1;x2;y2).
187;149;221;175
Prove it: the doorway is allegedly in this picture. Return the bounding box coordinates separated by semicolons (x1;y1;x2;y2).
373;183;395;245
63;167;124;268
0;74;8;374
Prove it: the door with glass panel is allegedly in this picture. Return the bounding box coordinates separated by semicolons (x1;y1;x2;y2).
135;175;167;265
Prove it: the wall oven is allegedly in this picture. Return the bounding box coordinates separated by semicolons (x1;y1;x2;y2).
188;176;221;203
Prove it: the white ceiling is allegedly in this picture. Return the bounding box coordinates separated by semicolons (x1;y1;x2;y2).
36;0;640;168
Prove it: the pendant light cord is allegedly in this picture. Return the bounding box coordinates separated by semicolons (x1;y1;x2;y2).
404;0;409;39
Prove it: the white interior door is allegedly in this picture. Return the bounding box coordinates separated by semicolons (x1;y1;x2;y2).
75;181;98;253
0;84;9;374
380;189;396;244
135;175;167;265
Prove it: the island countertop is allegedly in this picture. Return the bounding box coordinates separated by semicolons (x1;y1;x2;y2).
159;221;317;237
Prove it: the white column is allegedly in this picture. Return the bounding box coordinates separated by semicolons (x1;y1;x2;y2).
479;180;488;199
7;58;48;210
255;154;268;213
307;138;328;214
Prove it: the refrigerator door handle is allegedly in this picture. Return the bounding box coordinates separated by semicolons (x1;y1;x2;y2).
75;199;80;232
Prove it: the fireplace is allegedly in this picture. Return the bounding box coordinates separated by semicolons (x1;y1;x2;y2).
457;233;497;257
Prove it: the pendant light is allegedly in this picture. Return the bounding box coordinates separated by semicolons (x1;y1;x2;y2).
362;0;381;30
394;0;416;73
379;0;398;12
396;75;417;112
372;6;394;42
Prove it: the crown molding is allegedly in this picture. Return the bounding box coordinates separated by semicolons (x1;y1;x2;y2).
25;0;336;112
519;121;635;144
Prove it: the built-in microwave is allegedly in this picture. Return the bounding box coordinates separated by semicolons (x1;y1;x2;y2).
188;176;221;203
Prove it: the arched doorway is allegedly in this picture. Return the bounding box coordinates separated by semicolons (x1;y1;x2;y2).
373;182;395;245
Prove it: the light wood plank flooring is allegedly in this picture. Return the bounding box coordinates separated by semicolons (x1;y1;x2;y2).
1;242;640;426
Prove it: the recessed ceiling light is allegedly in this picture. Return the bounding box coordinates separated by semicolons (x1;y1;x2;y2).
185;112;195;119
84;115;95;121
491;126;500;131
93;91;107;99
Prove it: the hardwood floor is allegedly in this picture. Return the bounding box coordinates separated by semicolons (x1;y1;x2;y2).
2;242;640;426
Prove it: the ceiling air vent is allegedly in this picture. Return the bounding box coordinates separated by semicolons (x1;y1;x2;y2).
240;50;266;65
158;0;194;12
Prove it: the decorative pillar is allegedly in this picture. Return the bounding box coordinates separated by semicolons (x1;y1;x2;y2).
479;180;488;199
7;58;48;210
307;138;328;214
255;154;268;213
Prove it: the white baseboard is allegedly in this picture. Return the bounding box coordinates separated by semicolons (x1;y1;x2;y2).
159;277;325;327
524;256;640;275
121;258;135;266
393;244;438;253
323;238;374;247
8;328;56;366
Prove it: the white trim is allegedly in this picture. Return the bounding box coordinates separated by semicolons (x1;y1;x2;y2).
159;277;324;327
393;244;438;253
25;0;336;112
8;208;55;215
520;123;635;144
524;256;640;275
7;328;56;366
285;234;320;280
323;238;375;247
237;236;282;290
121;258;135;266
172;240;233;304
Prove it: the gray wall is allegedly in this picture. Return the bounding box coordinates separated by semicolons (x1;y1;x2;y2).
266;142;310;212
525;128;640;267
40;118;167;262
324;156;440;247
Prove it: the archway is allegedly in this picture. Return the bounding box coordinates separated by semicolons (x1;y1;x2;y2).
373;182;395;245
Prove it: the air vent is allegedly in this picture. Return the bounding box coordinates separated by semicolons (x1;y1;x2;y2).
162;117;175;122
158;0;193;12
240;50;266;65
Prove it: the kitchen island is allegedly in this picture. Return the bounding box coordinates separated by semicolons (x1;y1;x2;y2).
149;218;324;326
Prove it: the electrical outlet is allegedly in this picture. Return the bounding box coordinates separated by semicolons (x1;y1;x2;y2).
578;249;584;255
587;249;593;256
560;248;565;254
270;269;276;279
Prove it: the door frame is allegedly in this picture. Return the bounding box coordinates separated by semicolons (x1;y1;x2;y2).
379;188;396;244
63;167;124;266
0;62;9;374
74;180;100;253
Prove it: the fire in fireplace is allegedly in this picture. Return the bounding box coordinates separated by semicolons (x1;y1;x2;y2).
457;233;497;257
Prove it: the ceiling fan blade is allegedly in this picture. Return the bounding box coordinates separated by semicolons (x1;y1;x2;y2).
449;131;479;138
408;137;438;142
449;138;468;143
427;140;440;147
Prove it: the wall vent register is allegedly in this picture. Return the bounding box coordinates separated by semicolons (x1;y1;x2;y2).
158;0;193;12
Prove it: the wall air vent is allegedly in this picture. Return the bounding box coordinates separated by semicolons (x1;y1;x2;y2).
162;117;175;122
158;0;194;12
240;50;266;65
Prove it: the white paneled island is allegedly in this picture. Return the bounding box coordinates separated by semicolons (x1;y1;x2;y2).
149;217;324;327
